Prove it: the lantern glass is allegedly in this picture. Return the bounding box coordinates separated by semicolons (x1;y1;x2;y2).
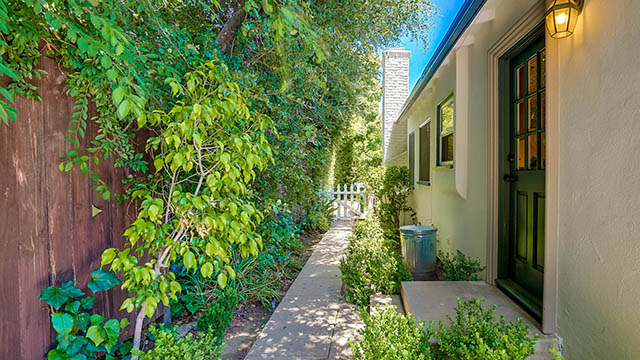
545;0;583;39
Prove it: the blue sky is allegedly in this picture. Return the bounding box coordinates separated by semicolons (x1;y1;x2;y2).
400;0;466;91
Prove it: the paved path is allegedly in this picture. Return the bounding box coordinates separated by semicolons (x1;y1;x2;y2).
244;220;362;360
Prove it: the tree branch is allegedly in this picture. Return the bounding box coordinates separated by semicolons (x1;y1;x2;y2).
216;2;247;54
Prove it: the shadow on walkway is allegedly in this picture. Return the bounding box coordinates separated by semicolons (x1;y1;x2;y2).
244;220;362;360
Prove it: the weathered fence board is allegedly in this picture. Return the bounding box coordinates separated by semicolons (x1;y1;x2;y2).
0;55;138;359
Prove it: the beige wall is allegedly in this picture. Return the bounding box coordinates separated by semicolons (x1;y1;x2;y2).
551;0;640;357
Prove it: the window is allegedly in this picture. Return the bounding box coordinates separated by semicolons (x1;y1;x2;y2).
419;121;430;183
437;94;454;165
408;132;415;185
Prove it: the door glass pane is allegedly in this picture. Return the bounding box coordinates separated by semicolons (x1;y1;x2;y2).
517;137;526;170
541;132;546;169
528;134;538;169
540;50;546;88
516;65;525;99
528;96;538;131
517;102;526;134
540;91;546;129
528;56;537;94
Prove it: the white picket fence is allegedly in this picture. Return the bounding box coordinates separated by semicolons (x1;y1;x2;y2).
323;183;374;219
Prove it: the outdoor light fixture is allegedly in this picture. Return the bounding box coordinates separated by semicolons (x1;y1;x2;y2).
545;0;584;39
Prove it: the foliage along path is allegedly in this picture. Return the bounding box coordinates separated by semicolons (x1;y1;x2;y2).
244;220;361;359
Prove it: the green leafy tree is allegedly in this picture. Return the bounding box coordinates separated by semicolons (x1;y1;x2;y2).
2;0;437;357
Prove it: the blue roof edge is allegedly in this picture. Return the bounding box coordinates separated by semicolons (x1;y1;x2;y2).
395;0;487;123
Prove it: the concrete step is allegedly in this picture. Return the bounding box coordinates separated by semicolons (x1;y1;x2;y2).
369;293;405;314
400;281;562;359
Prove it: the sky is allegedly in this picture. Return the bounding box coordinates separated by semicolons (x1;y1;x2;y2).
400;0;466;91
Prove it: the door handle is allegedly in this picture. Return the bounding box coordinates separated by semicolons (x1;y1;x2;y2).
503;174;516;183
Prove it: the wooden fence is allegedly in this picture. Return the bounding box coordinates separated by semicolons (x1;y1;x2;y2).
323;183;373;219
0;55;138;359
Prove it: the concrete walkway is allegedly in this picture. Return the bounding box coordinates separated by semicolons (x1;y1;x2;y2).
244;220;362;360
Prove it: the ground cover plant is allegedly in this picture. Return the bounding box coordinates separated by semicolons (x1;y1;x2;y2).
39;272;131;359
349;298;539;360
438;250;486;281
133;325;224;360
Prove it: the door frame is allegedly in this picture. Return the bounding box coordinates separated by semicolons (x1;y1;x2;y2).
486;0;559;335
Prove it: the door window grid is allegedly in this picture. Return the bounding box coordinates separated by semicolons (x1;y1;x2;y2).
514;49;546;171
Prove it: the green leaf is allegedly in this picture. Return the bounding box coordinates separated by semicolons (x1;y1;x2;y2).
90;314;105;326
262;0;274;15
80;296;95;310
100;56;112;69
117;99;131;119
144;298;157;318
153;158;164;173
112;87;125;106
40;281;84;309
183;251;196;270
217;272;228;289
74;312;91;332
91;205;102;217
120;318;130;328
101;248;116;266
102;319;120;350
200;262;213;278
87;44;99;57
51;312;75;335
47;348;69;360
64;300;81;314
88;269;121;293
77;37;89;52
0;62;19;81
86;325;105;346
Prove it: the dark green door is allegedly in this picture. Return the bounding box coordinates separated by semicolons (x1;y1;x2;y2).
500;38;546;317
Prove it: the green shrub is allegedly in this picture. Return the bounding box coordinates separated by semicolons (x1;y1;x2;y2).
134;325;224;360
196;287;239;342
350;305;433;360
434;298;537;360
349;298;539;360
365;166;414;238
340;216;412;306
438;250;485;281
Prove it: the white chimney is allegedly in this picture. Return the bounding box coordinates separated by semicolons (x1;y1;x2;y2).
382;48;410;163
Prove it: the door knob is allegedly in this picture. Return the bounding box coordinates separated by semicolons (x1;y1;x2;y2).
503;174;516;183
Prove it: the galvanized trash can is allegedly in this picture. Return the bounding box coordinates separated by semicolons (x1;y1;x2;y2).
400;224;437;280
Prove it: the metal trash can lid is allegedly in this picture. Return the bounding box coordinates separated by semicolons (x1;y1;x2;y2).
399;224;437;235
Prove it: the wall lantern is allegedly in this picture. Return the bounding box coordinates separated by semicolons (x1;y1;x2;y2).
545;0;584;39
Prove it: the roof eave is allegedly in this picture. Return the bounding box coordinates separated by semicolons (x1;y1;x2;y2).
394;0;487;124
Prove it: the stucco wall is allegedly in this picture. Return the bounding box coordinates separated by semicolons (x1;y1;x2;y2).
404;0;537;260
552;0;640;357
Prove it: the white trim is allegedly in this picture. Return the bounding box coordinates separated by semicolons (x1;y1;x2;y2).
487;0;558;334
418;117;431;129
